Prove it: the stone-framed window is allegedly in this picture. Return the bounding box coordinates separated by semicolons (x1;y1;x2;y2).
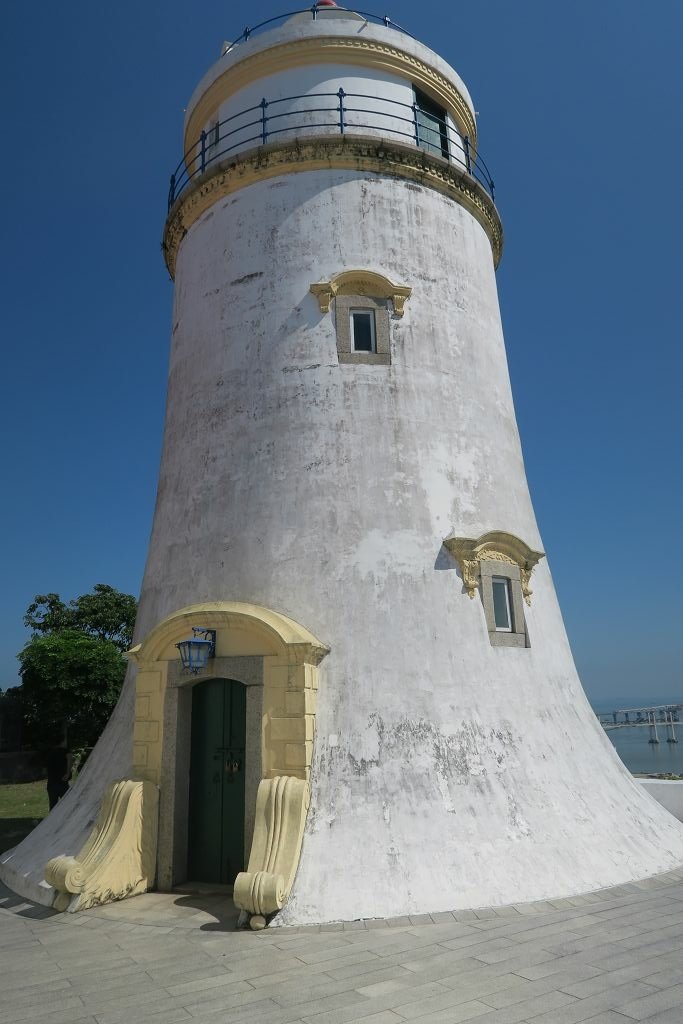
443;531;545;650
309;270;411;368
333;295;391;365
479;559;528;648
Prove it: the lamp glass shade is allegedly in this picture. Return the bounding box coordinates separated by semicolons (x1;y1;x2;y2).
176;638;213;672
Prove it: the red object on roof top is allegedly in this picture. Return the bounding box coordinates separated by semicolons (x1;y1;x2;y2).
316;1;338;6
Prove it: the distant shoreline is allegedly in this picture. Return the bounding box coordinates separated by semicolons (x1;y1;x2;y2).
633;773;683;780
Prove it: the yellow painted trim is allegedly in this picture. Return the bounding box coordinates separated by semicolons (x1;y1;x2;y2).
163;136;503;277
233;775;310;927
444;531;545;605
129;602;329;790
310;270;411;316
128;601;328;668
45;780;159;912
185;35;476;158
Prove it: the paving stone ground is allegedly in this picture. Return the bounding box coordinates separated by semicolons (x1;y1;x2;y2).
3;870;683;1024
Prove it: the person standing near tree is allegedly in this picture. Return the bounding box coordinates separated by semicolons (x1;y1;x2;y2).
46;742;71;810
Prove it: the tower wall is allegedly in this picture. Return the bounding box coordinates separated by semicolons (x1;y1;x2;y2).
198;66;464;165
186;19;475;130
183;19;476;174
146;169;683;921
143;169;525;631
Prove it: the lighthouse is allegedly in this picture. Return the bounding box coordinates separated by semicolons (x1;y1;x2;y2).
4;4;683;923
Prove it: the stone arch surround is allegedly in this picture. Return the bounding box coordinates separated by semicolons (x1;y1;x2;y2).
125;601;329;889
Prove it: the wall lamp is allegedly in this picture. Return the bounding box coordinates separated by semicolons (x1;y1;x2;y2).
176;627;216;674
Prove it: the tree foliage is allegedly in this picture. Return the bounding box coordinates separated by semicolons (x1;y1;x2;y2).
19;631;126;749
24;583;137;652
18;584;137;749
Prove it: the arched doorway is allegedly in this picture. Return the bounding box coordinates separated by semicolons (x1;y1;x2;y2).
126;601;329;890
188;678;246;884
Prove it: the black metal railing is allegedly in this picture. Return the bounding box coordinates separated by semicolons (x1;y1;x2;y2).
167;89;495;211
221;6;416;55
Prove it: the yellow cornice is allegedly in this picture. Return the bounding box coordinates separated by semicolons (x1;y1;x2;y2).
310;270;412;316
129;600;329;667
185;36;477;158
162;136;502;278
444;531;545;605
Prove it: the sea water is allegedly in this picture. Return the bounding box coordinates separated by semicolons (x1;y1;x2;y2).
592;702;683;775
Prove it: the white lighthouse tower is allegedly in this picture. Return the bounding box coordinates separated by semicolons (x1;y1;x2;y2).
4;3;683;922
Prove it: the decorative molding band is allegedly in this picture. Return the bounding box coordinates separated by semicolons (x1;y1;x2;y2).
288;641;330;667
311;270;412;316
45;780;159;912
444;530;545;605
126;600;330;669
233;775;310;929
163;136;502;278
186;35;477;157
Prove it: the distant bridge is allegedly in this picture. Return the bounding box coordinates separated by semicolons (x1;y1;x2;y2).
598;704;683;744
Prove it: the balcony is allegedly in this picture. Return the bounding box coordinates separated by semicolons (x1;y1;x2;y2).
167;89;495;212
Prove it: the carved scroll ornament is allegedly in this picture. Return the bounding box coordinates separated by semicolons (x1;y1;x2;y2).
444;531;545;605
233;775;310;929
45;780;159;912
310;270;412;316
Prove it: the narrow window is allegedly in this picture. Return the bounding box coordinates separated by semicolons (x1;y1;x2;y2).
492;576;513;632
413;87;449;160
475;556;530;648
330;293;391;365
350;309;376;353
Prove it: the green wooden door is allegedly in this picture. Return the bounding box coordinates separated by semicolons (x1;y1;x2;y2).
188;678;246;884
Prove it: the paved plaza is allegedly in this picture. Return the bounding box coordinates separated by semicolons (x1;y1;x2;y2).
3;872;683;1024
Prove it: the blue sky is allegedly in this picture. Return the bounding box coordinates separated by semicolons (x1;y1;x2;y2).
2;1;681;705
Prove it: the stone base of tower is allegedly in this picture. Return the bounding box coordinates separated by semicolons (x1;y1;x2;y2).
277;779;683;926
2;620;683;924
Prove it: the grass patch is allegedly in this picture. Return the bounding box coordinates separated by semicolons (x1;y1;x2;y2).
0;779;49;852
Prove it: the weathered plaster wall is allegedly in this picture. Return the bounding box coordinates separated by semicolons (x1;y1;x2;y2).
203;65;463;168
186;16;475;134
148;169;683;920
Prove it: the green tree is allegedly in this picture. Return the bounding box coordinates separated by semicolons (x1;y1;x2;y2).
24;584;137;651
18;630;126;749
19;584;137;749
22;593;71;635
